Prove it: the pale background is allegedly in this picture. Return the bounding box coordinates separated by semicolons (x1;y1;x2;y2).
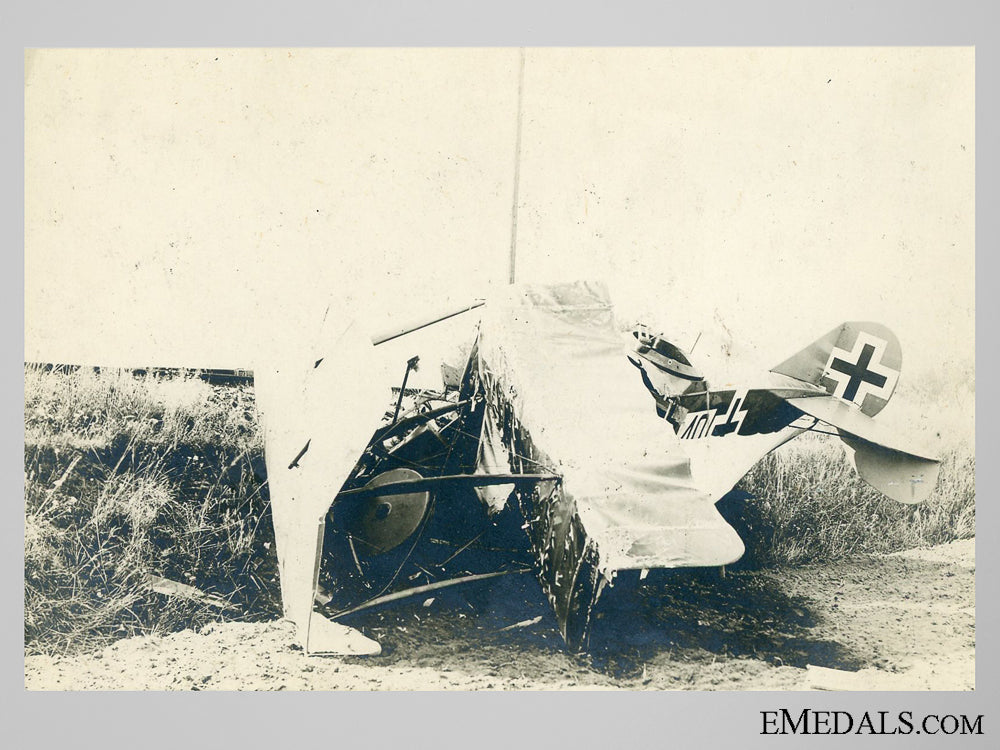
6;0;994;740
25;48;974;415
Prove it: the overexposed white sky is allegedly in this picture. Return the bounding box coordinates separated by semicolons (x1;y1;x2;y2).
25;48;974;387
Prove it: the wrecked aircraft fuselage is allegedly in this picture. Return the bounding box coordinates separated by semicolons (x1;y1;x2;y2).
257;280;939;654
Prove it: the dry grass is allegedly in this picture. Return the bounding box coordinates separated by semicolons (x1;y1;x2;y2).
24;365;280;656
24;364;975;655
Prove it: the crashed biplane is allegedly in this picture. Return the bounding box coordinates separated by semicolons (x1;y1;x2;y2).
253;280;939;654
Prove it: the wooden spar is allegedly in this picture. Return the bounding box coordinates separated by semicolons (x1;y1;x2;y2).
334;473;560;502
371;399;469;443
370;300;486;346
508;47;526;285
328;568;532;620
391;356;421;424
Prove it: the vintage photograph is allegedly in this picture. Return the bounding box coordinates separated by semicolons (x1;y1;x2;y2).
24;47;974;690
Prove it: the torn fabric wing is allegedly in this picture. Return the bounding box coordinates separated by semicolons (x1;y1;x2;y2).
254;310;394;655
475;281;744;573
462;281;744;648
473;412;516;513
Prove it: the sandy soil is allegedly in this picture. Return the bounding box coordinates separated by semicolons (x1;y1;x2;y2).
25;539;974;691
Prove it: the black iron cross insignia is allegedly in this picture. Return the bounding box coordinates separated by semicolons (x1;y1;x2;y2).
829;343;887;402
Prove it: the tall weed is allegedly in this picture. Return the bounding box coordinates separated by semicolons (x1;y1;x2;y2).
24;364;976;654
24;365;279;656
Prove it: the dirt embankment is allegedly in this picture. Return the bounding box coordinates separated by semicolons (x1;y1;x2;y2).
25;539;974;691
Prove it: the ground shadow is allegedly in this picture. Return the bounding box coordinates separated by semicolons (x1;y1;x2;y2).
586;568;865;678
336;564;869;683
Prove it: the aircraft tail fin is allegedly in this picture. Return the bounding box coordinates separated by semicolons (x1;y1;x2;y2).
771;322;901;417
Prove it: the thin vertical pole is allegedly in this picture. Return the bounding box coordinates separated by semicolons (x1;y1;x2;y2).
508;48;526;286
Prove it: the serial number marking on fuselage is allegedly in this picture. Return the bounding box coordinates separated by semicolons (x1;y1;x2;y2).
678;389;750;440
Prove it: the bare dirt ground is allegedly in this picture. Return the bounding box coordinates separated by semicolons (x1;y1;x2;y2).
25;539;974;691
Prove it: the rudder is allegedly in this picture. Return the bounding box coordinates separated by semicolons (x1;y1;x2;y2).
771;322;901;417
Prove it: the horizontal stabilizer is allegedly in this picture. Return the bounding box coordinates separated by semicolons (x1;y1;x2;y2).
840;436;940;505
786;396;939;504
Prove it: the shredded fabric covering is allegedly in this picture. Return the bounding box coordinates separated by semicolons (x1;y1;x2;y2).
465;281;745;647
